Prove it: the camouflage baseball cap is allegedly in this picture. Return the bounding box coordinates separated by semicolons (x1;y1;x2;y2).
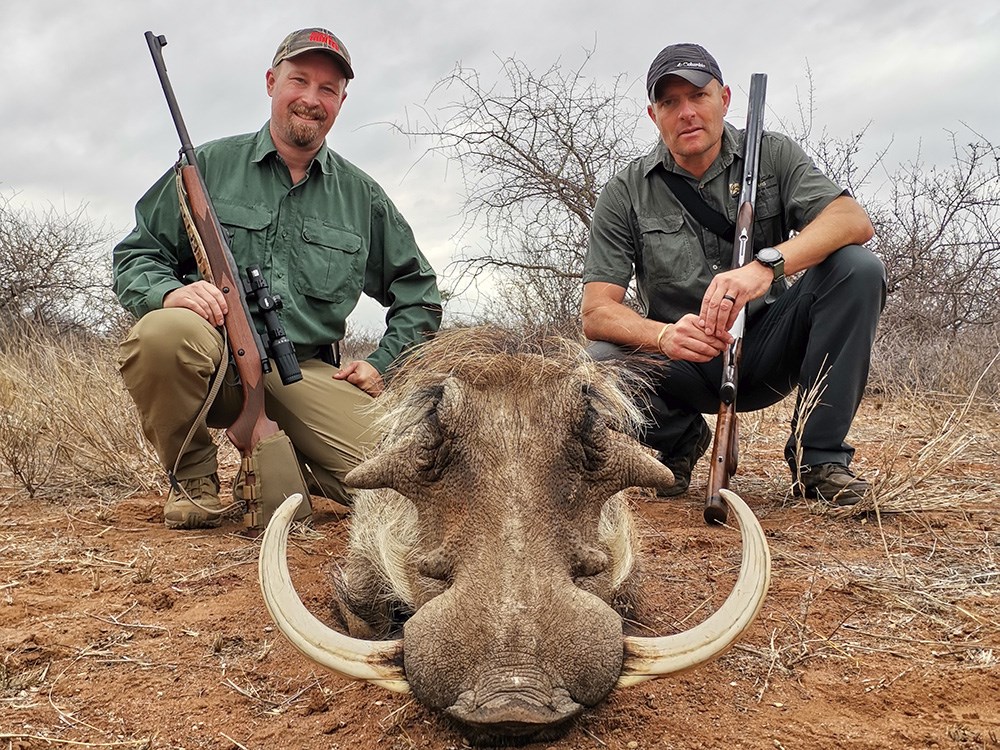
271;28;354;79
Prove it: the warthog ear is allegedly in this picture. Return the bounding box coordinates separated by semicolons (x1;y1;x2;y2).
345;378;464;492
434;376;465;428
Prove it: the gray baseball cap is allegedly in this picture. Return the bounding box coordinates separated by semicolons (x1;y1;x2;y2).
272;28;354;79
646;43;723;101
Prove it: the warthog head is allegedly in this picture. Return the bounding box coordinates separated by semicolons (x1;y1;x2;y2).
259;328;769;745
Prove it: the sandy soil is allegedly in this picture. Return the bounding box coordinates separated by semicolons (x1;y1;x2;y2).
2;402;999;749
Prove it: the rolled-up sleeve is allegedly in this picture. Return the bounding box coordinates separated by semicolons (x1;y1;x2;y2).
584;178;636;289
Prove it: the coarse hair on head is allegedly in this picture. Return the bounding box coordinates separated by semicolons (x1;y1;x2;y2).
374;325;651;447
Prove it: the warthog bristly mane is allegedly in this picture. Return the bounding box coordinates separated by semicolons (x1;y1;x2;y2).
376;326;650;443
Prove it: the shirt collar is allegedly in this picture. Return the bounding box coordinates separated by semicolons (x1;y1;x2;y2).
252;122;335;175
642;121;742;181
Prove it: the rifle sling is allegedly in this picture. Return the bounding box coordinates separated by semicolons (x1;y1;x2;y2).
658;170;736;243
168;170;237;510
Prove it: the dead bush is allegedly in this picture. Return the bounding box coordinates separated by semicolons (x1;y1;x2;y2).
0;193;125;336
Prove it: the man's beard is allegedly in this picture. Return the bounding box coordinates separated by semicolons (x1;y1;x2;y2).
283;105;327;148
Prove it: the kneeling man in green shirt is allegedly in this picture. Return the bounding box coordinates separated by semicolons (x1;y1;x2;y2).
114;28;442;529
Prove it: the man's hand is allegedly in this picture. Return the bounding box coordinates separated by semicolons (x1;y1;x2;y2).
333;360;385;397
163;281;228;326
659;313;730;362
698;262;773;337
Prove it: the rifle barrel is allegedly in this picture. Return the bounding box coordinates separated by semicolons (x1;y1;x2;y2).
144;32;198;167
704;72;767;526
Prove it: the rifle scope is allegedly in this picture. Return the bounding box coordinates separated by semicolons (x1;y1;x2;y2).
245;266;302;385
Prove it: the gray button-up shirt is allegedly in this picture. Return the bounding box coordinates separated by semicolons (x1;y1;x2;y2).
585;122;845;324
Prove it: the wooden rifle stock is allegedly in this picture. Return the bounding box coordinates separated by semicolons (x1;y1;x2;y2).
704;73;768;525
145;31;281;507
178;168;281;455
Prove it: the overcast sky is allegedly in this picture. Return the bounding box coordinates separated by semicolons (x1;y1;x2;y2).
3;1;997;328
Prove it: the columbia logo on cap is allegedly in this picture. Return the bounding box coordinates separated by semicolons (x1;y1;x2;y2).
646;43;724;101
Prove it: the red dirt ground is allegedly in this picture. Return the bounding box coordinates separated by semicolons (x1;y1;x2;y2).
2;405;999;749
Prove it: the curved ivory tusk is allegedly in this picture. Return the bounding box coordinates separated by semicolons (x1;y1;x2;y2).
618;488;771;686
258;494;410;693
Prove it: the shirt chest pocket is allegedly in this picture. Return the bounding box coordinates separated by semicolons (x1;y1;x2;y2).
752;174;787;246
292;217;365;303
214;201;272;267
636;214;702;286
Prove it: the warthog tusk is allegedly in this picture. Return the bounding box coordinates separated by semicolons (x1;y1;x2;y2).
258;494;410;692
617;489;771;686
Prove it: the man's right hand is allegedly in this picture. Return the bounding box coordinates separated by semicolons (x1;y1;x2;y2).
659;313;730;362
163;281;228;326
582;281;729;363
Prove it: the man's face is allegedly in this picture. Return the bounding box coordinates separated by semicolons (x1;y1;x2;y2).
267;51;348;152
647;77;731;169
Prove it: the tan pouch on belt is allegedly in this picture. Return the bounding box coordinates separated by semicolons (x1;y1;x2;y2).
241;430;312;532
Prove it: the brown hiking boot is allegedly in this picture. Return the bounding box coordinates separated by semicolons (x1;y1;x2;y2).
657;419;712;498
163;474;223;530
795;463;870;507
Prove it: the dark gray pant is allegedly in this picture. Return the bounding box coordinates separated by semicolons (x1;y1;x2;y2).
589;245;886;470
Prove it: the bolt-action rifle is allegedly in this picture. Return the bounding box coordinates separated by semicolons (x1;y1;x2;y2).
145;31;307;531
704;73;768;525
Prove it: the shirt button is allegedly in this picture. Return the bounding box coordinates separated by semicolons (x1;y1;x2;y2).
712;264;719;270
281;231;288;239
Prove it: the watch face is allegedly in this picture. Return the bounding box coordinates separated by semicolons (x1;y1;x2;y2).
757;247;782;265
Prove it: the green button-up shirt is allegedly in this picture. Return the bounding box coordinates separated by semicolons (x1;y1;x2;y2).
113;123;442;373
585;122;844;324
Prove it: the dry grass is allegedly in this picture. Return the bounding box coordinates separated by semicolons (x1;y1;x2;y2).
708;373;997;702
871;330;1000;400
641;356;1000;711
5;323;993;513
730;346;1000;519
0;325;160;500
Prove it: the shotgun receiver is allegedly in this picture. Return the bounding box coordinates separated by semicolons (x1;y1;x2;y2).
145;31;306;530
704;73;767;525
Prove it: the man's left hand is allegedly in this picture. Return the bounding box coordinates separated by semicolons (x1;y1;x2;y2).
333;360;385;397
698;262;774;337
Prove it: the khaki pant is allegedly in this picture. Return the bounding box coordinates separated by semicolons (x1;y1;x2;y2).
119;308;378;505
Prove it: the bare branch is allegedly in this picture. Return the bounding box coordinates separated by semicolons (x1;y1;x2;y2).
394;50;646;328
